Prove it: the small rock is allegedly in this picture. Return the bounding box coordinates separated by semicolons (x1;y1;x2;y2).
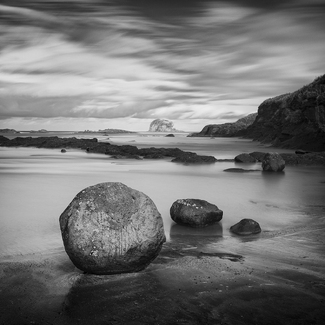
230;219;261;235
223;168;260;173
165;134;175;137
234;153;256;163
61;149;66;153
262;152;285;172
170;199;223;228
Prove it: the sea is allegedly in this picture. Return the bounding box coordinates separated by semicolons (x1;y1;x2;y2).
1;131;324;258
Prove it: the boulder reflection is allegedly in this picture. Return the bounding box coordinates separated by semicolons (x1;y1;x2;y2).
170;222;223;239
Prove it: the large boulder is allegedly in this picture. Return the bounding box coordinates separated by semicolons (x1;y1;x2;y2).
59;182;166;275
230;219;261;235
262;152;285;172
170;199;223;228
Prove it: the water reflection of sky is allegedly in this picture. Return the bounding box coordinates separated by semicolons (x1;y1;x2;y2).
0;0;324;131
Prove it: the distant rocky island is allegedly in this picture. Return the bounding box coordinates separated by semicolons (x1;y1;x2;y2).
190;74;325;152
149;119;180;132
188;113;257;137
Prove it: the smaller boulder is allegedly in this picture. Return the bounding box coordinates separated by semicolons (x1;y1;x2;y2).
262;152;285;172
230;219;261;235
170;199;223;228
61;149;66;153
234;153;256;163
165;134;175;137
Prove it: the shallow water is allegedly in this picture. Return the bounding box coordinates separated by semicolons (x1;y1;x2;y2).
0;134;324;258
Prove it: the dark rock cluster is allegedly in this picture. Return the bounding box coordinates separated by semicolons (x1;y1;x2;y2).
0;136;216;164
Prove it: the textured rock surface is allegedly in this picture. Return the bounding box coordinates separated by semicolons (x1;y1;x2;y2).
230;219;261;235
245;75;325;151
262;152;285;172
59;182;166;274
189;113;257;137
170;199;223;228
234;153;257;163
149;119;176;132
171;153;217;164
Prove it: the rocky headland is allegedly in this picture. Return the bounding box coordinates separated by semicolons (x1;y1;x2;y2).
189;75;325;152
188;113;257;137
244;74;325;151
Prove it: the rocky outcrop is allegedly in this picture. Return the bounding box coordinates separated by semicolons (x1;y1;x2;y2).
234;151;325;166
262;152;285;172
245;75;325;151
149;119;177;132
170;199;223;228
59;182;166;274
0;136;216;164
234;153;257;163
171;152;217;164
230;219;261;235
188;113;257;137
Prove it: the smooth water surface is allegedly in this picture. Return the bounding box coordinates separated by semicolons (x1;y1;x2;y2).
0;134;324;258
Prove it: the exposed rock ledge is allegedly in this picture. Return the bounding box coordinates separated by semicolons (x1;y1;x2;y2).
0;136;216;164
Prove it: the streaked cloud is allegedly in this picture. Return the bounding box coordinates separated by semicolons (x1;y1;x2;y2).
0;0;324;131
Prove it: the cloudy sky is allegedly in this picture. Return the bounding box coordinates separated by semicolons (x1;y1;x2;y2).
0;0;324;131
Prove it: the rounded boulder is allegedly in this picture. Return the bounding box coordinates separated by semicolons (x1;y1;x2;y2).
59;182;166;275
262;152;285;172
170;199;223;228
230;219;261;235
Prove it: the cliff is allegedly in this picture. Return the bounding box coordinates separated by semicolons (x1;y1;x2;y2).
244;74;325;151
189;113;257;137
149;119;177;132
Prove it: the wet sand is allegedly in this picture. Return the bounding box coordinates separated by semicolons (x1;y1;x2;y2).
1;210;325;325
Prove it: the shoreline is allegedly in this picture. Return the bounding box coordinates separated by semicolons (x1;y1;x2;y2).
1;210;325;324
1;138;325;324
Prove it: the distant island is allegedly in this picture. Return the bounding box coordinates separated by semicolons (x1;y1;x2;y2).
76;128;136;134
149;119;181;132
0;128;20;134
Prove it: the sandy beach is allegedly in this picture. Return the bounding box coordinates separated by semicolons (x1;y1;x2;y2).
1;205;324;325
